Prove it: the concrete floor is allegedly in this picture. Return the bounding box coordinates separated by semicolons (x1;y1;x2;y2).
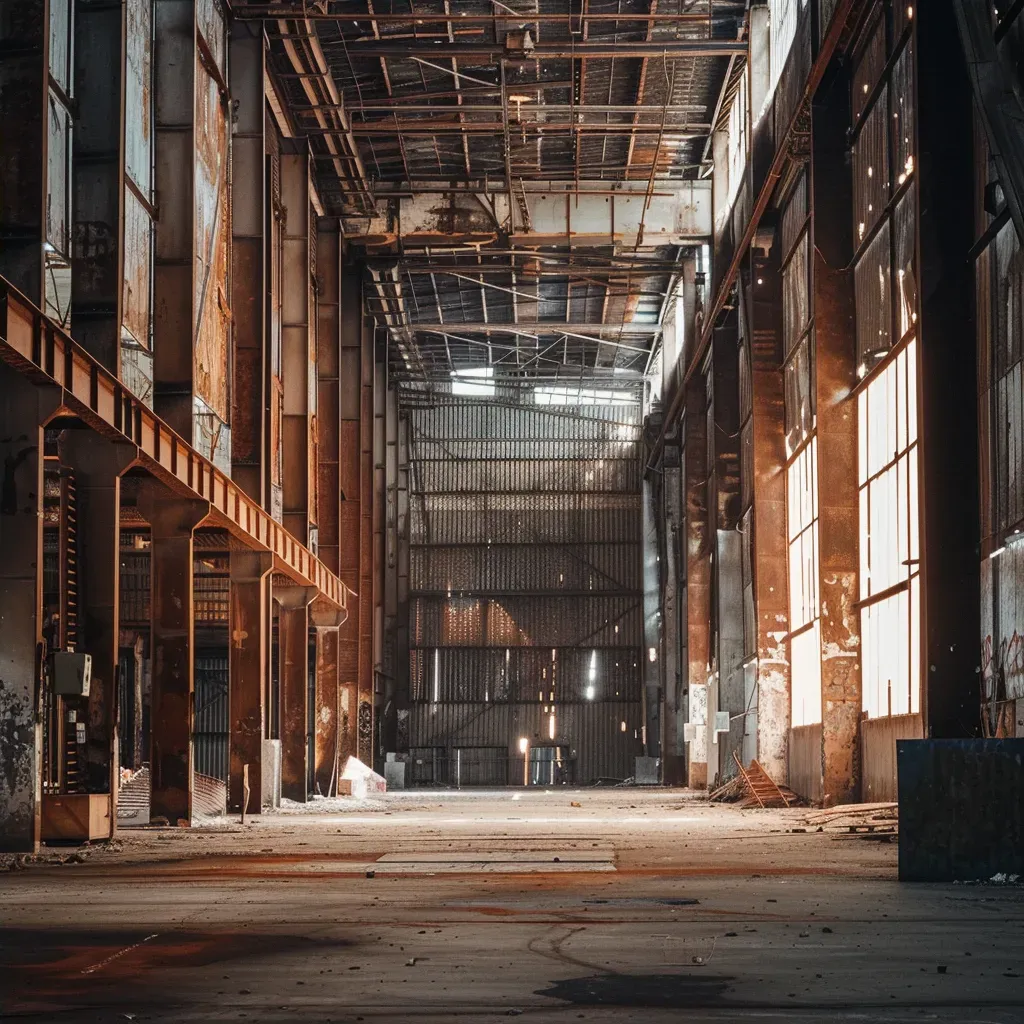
2;789;1023;1022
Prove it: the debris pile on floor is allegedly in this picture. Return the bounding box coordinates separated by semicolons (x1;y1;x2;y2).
709;753;800;808
805;803;899;841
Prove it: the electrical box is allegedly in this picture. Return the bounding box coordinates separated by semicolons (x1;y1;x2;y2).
52;652;92;697
714;711;731;734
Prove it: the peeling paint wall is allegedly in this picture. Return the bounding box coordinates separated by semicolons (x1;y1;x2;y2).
0;376;44;852
194;5;231;432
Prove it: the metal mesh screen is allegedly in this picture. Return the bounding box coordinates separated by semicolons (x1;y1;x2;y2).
404;393;644;782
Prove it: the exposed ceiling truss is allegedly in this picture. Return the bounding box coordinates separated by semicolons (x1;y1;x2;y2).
236;0;748;393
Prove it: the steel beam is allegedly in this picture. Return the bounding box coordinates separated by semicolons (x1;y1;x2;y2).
381;181;712;248
321;40;746;60
154;0;231;469
140;488;210;825
230;21;269;504
153;0;198;442
0;281;349;609
229;550;274;812
71;1;124;372
0;1;46;307
276;584;316;802
358;299;375;766
280;150;315;546
372;341;386;769
338;266;362;766
918;0;981;739
317;222;342;577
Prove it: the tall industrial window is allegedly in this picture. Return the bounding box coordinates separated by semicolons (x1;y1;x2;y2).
769;0;809;97
45;0;74;329
121;0;155;405
726;72;749;210
852;8;921;719
781;172;820;727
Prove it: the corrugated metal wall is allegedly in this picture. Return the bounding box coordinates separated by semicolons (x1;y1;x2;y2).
404;394;644;784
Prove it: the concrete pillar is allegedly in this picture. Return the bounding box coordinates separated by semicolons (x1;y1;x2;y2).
276;585;316;802
228;550;273;813
748;249;791;783
683;375;712;789
0;374;53;852
711;325;744;783
812;70;861;806
281;151;315;546
230;21;268;503
60;434;136;801
916;0;980;738
141;490;209;824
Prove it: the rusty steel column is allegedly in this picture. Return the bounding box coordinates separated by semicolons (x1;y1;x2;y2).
230;21;268;504
0;2;45;305
317;223;342;580
812;71;862;806
358;301;375;765
71;1;124;371
338;265;362;766
0;373;53;852
312;601;345;795
153;0;197;441
748;249;791;784
916;1;980;739
228;550;273;813
372;340;386;770
61;433;136;811
280;150;315;546
140;489;209;825
276;585;316;802
153;1;231;467
683;374;712;789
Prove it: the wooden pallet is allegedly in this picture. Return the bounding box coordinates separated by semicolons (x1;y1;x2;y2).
732;752;791;808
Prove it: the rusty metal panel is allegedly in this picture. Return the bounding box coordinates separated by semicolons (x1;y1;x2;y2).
196;0;226;72
852;87;889;248
861;711;923;802
788;723;822;803
854;219;892;367
194;54;230;424
125;0;153;197
122;188;152;350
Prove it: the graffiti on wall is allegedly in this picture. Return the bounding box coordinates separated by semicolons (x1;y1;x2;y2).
980;631;1024;736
